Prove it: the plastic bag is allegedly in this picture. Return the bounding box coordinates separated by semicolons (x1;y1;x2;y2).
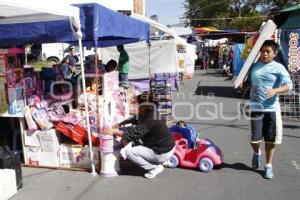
0;146;23;189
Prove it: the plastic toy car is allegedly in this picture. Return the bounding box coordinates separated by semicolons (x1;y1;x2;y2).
167;133;223;172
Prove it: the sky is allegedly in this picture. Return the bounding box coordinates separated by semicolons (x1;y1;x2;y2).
145;0;185;26
66;0;185;26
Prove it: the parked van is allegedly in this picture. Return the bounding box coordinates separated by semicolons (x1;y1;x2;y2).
41;43;69;63
29;43;98;64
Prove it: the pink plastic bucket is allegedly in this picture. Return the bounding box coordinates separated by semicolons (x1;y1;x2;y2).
99;134;114;153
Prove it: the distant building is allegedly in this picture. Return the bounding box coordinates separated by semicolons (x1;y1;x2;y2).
69;0;145;15
133;0;144;15
150;15;158;22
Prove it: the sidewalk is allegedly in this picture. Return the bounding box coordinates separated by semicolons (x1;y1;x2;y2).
12;70;300;200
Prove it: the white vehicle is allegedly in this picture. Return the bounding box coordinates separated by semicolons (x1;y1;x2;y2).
41;43;69;63
38;43;99;64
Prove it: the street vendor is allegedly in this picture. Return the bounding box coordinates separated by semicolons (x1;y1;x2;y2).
101;92;175;179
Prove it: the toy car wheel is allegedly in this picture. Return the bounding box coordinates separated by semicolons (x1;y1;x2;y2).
199;157;214;172
167;155;179;168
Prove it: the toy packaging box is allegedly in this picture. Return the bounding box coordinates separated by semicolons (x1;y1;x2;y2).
59;144;98;169
25;146;60;167
25;129;60;167
7;87;25;115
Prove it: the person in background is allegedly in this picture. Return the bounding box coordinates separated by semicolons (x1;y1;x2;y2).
247;40;293;179
105;59;118;73
62;47;80;87
117;45;129;88
61;57;72;80
224;48;234;80
64;47;79;68
101;92;175;179
222;45;230;65
202;47;210;70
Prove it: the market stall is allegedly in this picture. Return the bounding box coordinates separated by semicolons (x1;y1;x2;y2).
72;3;150;176
73;3;149;47
0;1;150;176
0;0;90;172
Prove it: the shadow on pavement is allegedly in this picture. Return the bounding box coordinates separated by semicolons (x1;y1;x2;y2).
119;160;146;177
284;134;300;139
216;162;264;176
188;121;249;132
283;124;300;129
195;85;245;99
194;70;224;77
23;169;53;179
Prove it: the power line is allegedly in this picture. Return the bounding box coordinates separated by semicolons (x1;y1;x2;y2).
189;15;268;21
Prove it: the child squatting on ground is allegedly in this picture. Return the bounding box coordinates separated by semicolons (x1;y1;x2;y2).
247;40;293;179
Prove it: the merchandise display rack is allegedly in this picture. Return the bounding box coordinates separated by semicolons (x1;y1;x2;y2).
150;73;173;125
280;74;300;121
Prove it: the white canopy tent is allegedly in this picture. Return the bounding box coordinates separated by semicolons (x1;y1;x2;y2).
101;40;178;79
126;14;197;75
101;14;197;79
0;0;96;175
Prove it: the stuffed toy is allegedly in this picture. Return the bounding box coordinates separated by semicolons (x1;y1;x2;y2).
241;35;259;60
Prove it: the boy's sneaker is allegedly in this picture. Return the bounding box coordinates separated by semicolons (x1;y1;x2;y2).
144;165;164;179
252;154;260;169
264;166;274;179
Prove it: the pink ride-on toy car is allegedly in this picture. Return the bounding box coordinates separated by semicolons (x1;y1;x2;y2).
167;133;223;172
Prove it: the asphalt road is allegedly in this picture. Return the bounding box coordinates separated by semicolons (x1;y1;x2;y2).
12;70;300;200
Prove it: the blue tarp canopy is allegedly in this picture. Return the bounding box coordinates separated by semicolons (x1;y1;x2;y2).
0;20;79;47
0;2;150;48
74;3;150;47
0;0;81;47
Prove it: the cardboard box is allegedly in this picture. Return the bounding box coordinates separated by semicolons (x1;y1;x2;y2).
0;55;7;76
24;129;60;147
37;129;59;152
59;144;98;169
0;76;6;87
25;147;40;166
25;146;60;167
0;88;7;114
25;129;60;167
24;130;40;147
0;78;7;114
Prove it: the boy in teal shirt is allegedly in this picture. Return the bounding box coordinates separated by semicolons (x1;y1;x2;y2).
248;40;292;179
